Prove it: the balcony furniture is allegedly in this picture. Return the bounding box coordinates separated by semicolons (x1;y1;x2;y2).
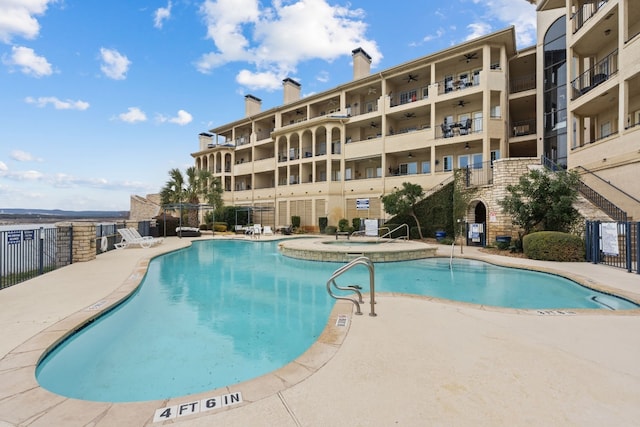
441;123;453;138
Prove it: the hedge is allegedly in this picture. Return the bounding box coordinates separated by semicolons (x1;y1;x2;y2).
523;231;585;262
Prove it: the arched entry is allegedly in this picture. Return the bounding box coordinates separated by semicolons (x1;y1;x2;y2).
466;200;487;246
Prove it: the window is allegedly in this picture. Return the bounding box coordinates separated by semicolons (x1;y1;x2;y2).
444;75;454;93
399;89;418;104
473;112;483;131
472;69;480;85
421;86;429;99
600;121;611;138
491;150;500;164
366;101;375;112
459;72;469;86
490;105;501;118
458;155;470;169
345;168;352;180
421;161;431;174
472;153;483;169
443;155;453;172
365;167;375;178
399;162;417;175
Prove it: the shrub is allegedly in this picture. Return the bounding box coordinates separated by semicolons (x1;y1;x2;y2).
439;237;455;245
291;215;301;229
213;222;228;232
352;217;361;231
523;231;585;261
409;226;425;240
199;223;208;231
319;217;328;233
338;218;349;232
325;225;337;235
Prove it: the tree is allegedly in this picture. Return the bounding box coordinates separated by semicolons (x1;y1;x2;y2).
160;167;223;227
498;168;581;235
382;182;425;239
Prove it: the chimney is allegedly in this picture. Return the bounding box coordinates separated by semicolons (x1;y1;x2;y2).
283;78;301;104
199;132;214;150
352;47;371;80
244;94;262;117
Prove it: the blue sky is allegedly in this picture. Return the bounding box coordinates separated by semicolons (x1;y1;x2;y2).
0;0;536;211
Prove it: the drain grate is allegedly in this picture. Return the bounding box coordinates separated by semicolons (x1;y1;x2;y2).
536;310;576;316
335;314;348;327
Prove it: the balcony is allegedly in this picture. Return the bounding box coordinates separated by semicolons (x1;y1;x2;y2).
571;0;609;34
436;117;482;139
571;49;618;100
436;77;480;95
509;73;536;94
510;119;536;137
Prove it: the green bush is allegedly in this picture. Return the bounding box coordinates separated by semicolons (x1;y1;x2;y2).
213;222;227;232
199;223;208;231
338;218;349;232
352;218;361;231
319;217;328;233
325;225;337;235
523;231;585;261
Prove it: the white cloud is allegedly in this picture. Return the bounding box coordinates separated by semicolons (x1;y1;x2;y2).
0;0;53;43
157;109;193;125
0;161;7;171
196;0;381;90
154;1;172;29
10;150;43;162
465;22;492;41
470;0;537;47
117;107;147;123
4;46;52;77
99;47;131;80
25;96;89;110
236;69;282;90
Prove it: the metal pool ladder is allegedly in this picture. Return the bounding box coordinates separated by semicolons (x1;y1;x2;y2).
326;256;377;316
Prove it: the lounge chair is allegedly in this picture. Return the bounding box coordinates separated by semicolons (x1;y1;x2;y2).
115;228;163;249
176;227;201;237
251;224;262;239
263;225;274;236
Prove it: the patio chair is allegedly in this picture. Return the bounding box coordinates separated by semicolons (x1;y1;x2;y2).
251;224;262;239
115;228;163;249
263;225;274;236
441;123;453;138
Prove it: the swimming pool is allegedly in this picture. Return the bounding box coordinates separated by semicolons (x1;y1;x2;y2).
36;240;638;402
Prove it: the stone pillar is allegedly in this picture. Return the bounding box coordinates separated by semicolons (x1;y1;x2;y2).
55;222;97;263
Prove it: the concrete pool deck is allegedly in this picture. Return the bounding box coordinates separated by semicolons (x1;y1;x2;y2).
0;234;639;426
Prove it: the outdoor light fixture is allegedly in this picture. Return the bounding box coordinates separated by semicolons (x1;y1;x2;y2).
464;142;470;150
408;152;413;158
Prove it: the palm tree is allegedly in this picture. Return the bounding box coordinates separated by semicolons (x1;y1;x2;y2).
160;167;223;227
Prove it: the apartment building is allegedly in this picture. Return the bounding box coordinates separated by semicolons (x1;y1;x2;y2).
535;0;639;219
191;0;639;234
193;28;528;231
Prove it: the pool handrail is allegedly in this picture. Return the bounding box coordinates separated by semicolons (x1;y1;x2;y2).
378;224;409;242
326;256;377;316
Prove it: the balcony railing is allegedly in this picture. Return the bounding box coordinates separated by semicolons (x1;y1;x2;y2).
571;0;608;34
509;73;536;93
571;49;618;100
436;77;480;95
460;160;493;188
511;118;536;137
436;117;482;139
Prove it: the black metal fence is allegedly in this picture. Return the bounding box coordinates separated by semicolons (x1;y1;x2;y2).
585;220;639;274
0;226;72;289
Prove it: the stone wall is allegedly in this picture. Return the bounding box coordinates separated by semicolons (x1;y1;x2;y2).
130;194;162;221
465;157;539;244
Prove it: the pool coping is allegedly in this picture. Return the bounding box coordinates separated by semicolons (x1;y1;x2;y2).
1;236;639;425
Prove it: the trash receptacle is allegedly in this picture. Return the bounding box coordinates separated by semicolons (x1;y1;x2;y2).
495;235;511;249
435;230;446;241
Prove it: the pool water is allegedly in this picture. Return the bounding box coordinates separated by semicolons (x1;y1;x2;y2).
36;240;637;402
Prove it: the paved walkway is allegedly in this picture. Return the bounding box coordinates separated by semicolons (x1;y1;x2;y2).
0;235;639;426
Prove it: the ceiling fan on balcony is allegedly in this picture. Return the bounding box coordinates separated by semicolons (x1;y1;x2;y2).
403;112;416;119
454;99;469;108
327;98;337;107
462;52;478;63
406;74;418;83
295;109;303;115
370;121;378;128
